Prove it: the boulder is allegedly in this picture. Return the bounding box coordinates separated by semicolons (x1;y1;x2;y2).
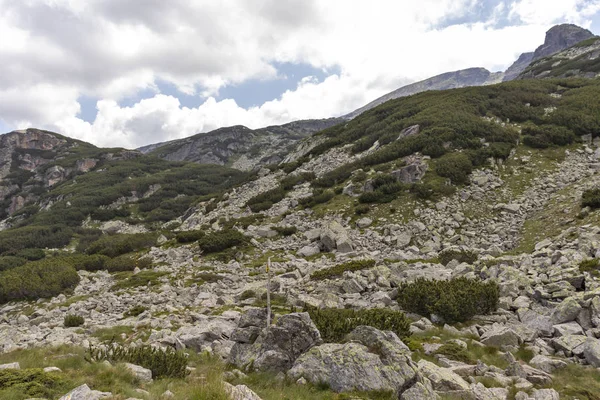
518;309;553;337
229;312;321;372
529;355;568;373
288;326;416;394
59;384;112;400
320;221;353;253
550;296;581;324
392;162;427;184
480;326;522;347
400;377;438;400
223;382;263;400
417;359;470;392
124;363;152;383
0;362;20;370
531;388;560;400
356;217;373;229
551;334;587;356
297;245;320;258
583;338;600;367
552;321;583;337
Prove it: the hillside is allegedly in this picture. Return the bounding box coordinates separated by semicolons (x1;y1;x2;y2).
2;74;600;399
141;118;343;171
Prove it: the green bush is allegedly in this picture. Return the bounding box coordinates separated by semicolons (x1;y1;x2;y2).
197;229;247;254
435;153;473;185
105;254;152;272
298;189;335;208
522;124;576;148
306;308;411;343
0;256;27;272
311;259;376;280
64;314;85;327
125;305;148;317
245;187;286;212
439;249;478;265
14;248;46;261
434;342;471;363
0;225;73;255
582;188;600;209
0;260;80;303
355;204;370;215
273;226;298;236
397;277;499;324
579;258;600;276
84;233;158;258
0;368;68;398
175;230;205;243
111;271;168;291
87;343;188;379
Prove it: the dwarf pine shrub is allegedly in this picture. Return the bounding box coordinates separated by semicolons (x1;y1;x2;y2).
438;249;478;265
582;188;600;209
310;259;376;280
0;368;68;398
64;314;85;327
397;277;499;324
87;344;188;379
197;229;247;254
175;230;205;243
306;308;411;343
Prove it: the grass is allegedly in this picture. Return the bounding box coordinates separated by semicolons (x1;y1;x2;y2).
548;363;600;399
91;325;135;344
111;270;169;291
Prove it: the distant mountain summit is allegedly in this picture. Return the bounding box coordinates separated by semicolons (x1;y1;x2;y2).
503;23;595;81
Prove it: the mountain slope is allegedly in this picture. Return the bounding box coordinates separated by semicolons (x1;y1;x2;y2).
343;68;502;120
503;23;595;81
141;118;343;171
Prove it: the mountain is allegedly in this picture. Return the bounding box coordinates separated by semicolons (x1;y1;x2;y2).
503;23;595;81
518;36;600;79
139;118;343;171
343;68;502;120
346;24;595;119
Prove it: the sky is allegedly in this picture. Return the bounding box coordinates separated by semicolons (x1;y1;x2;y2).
0;0;599;149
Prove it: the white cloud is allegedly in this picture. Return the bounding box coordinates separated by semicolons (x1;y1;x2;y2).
0;0;599;148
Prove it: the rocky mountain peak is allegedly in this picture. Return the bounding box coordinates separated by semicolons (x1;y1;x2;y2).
533;23;595;60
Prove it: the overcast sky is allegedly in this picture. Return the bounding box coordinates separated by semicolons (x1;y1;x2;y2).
0;0;599;149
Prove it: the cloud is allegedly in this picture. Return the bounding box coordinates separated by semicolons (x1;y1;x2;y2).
0;0;599;148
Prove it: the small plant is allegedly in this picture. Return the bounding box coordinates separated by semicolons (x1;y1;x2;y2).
439;249;478;265
175;230;205;243
355;204;370;215
87;343;188;379
197;229;248;254
306;307;411;343
582;188;600;209
64;314;85;327
579;259;600;276
273;226;298;236
125;305;147;318
434;342;471;363
397;277;499;324
310;259;376;280
239;289;257;300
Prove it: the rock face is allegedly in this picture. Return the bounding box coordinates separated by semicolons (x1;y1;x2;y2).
503;52;534;81
229;312;322;372
288;326;417;394
141;119;343;171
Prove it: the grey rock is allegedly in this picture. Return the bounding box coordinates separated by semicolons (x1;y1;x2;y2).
297;245;320;258
529;355;568;373
583;338;600;367
480;326;522;347
0;362;20;370
553;321;583;337
531;388;560;400
59;384;112;400
417;359;470;391
223;382;263;400
356;217;373;229
124;363;152;383
550;297;582;324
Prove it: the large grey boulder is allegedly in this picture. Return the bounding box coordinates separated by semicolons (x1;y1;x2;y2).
392;162;428;184
529;355;568;373
550;297;582;325
223;382;263;400
59;384;112;400
288;326;417;394
0;362;20;370
480;326;522;347
417;359;470;392
551;334;587;356
124;363;152;383
518;309;553;337
319;221;353;253
583;338;600;367
229;312;321;372
400;376;438;400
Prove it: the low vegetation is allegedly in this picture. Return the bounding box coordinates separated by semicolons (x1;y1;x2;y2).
306;307;411;343
582;188;600;209
397;277;499;323
310;259;376;280
197;229;248;254
63;315;85;328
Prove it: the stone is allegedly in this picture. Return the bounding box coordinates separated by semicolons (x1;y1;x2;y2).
550;297;582;324
553;321;583;337
297;245;320;258
518;309;553;337
391;162;428;184
417;359;470;392
531;388;560;400
551;334;587;356
396;233;412;248
43;366;62;373
229;312;322;372
0;362;20;370
124;363;153;383
223;382;263;400
59;384;112;400
480;326;522;347
400;377;438;400
583;338;600;367
529;355;568;374
356;217;373;229
288;326;416;394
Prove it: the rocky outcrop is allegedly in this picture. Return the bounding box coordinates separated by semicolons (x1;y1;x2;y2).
532;24;594;60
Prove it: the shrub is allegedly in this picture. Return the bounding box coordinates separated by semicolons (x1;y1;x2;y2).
397;277;499;324
87;343;188;379
77;254;110;271
306;308;411;343
298;189;335;208
197;229;248;254
439;249;478;265
522;124;576;148
311;259;376;280
125;305;148;317
434;342;471;363
582;188;600;209
435;153;473;185
273;226;298;236
85;233;158;258
175;230;205;243
0;369;68;398
64;314;85;327
239;289;257;300
579;258;600;276
355;204;370;215
0;261;80;303
14;248;46;261
105;254;152;272
111;271;168;291
0;256;27;271
245;187;286;212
